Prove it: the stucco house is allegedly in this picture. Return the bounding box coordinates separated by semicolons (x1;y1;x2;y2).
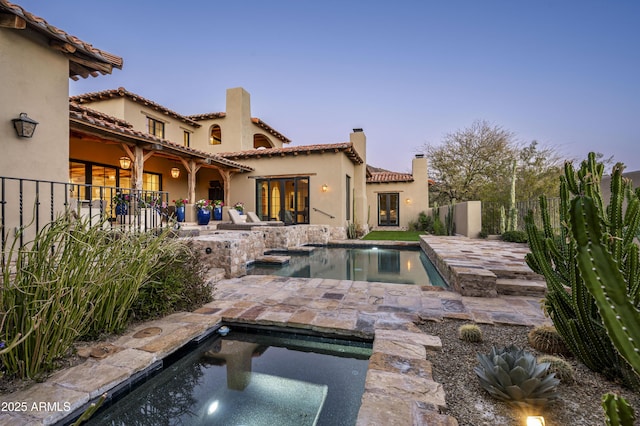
1;1;430;244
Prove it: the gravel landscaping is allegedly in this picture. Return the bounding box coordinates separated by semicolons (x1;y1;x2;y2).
418;319;640;426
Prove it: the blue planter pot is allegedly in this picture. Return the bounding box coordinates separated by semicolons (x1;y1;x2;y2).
176;206;185;222
213;206;223;221
115;204;128;216
197;208;211;225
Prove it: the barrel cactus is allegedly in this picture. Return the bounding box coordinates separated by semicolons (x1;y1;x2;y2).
537;355;575;384
474;345;559;407
528;325;569;355
458;323;483;343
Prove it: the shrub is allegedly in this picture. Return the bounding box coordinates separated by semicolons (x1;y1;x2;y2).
132;241;212;320
418;212;433;233
528;325;570;355
458;324;483;342
474;345;559;407
501;230;528;243
432;215;446;236
0;217;172;379
537;355;575;384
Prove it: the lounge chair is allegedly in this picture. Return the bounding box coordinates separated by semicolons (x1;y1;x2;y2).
228;208;247;224
217;209;283;230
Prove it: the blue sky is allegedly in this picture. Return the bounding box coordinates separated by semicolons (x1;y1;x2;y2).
16;0;640;173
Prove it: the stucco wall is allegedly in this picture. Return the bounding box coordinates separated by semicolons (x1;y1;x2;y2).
228;152;358;226
1;27;69;182
366;156;429;229
1;26;71;244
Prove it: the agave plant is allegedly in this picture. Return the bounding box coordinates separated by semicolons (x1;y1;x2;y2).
474;345;559;407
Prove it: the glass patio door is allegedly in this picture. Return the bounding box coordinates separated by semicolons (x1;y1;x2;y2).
378;193;399;226
256;177;309;224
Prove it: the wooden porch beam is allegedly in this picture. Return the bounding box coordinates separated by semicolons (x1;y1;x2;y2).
66;54;112;74
49;40;76;53
0;13;26;29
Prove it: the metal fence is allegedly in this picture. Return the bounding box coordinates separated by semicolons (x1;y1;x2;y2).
482;197;561;235
1;176;171;249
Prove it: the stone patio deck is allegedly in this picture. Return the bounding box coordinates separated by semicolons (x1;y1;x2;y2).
0;238;550;426
421;235;547;298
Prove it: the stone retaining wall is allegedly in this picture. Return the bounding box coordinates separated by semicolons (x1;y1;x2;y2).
190;231;265;278
191;225;347;278
420;236;498;297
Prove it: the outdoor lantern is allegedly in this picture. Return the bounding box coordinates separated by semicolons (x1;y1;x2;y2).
171;167;180;178
12;112;38;138
119;156;131;169
322;184;328;192
526;416;545;426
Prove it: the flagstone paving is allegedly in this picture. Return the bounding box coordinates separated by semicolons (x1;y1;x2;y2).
1;276;548;425
0;238;550;426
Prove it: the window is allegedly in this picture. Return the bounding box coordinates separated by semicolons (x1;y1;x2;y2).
256;177;309;224
68;160;162;197
253;134;272;149
378;193;399;226
346;175;351;220
142;172;161;192
210;125;222;145
183;131;190;147
147;117;165;138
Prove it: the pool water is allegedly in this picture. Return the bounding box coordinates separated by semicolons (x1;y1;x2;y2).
87;326;371;426
248;246;447;287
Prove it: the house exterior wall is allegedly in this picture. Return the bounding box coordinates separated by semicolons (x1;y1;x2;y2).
366;156;429;229
191;88;285;154
1;27;69;182
1;25;71;245
227;152;358;227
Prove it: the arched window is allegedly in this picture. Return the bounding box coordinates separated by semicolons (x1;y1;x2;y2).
253;134;273;149
209;125;222;145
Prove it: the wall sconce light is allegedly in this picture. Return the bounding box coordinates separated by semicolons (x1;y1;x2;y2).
405;198;412;205
526;416;545;426
12;112;39;138
321;184;328;192
119;156;131;170
170;167;180;178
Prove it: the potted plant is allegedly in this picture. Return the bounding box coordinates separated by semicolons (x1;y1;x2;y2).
195;199;213;225
173;198;188;222
112;192;130;216
233;202;245;214
213;200;224;221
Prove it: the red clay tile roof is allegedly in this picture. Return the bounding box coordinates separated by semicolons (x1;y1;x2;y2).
187;112;227;121
69;102;252;172
70;88;202;127
219;142;364;164
367;171;414;183
187;114;291;143
0;0;123;79
250;118;291;143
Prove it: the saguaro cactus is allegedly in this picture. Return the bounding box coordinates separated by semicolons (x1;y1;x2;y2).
525;153;640;387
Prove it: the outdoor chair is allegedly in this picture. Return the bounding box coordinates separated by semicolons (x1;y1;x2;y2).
228;208;247;224
247;211;284;225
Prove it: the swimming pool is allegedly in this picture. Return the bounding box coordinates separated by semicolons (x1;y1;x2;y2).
85;325;371;425
248;246;447;287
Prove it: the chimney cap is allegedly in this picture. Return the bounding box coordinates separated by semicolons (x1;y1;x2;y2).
352;128;363;133
415;153;424;158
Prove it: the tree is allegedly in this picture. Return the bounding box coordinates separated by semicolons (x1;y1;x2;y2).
422;121;564;205
422;120;516;204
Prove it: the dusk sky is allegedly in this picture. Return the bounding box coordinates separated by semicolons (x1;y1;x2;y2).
16;0;640;173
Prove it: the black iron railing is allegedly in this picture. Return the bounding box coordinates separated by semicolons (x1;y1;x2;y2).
481;197;561;235
1;176;172;249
